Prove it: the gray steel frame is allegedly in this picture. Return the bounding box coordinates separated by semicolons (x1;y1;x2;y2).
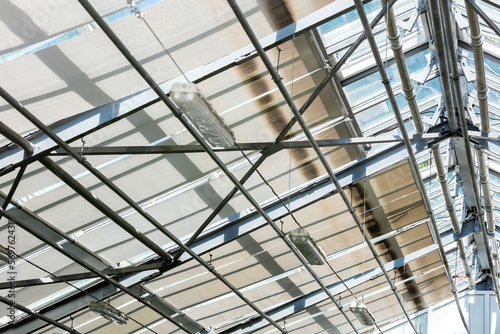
221;218;484;333
228;0;419;332
357;0;471;331
3;1;500;332
444;0;500;307
0;0;364;177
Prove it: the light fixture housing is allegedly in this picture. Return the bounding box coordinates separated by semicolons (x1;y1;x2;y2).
89;301;128;325
170;82;235;148
349;301;376;327
289;228;325;265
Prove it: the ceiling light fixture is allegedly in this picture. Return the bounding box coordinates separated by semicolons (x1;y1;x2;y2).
349;301;376;327
289;228;325;265
170;83;235;148
89;301;128;325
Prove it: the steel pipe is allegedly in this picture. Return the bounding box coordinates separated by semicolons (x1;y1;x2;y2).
1;165;26;211
457;238;476;290
0;295;80;334
431;144;462;233
0;121;34;154
0;208;195;333
0;194;110;271
0;131;203;333
464;0;500;51
477;148;495;233
229;0;417;331
356;0;471;332
276;0;398;142
48;1;362;332
428;0;458;134
1;85;286;334
466;1;490;133
0;201;207;333
0;88;174;265
439;0;500;307
381;0;424;133
39;156;175;262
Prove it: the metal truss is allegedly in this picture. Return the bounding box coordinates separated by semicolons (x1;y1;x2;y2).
4;0;500;333
0;0;363;178
221;218;485;334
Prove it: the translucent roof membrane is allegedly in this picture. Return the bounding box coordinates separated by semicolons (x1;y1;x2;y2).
3;0;500;333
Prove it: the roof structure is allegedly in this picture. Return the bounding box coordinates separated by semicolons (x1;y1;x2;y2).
1;0;500;333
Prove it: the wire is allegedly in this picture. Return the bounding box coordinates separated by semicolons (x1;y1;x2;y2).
12;250;159;334
234;142;303;229
129;2;189;82
287;35;296;212
324;258;360;303
384;2;389;70
363;178;366;302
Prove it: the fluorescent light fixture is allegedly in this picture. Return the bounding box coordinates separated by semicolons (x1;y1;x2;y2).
289;228;325;265
89;301;128;325
349;301;376;327
170;83;235;148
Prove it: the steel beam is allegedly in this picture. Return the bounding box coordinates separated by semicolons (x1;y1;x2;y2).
0;262;168;289
178;143;419;262
221;220;476;334
0;0;361;177
0;202;110;271
78;1;310;332
48;135;437;156
465;0;490;133
0;102;201;334
465;0;500;39
80;0;387;331
0;295;81;334
0;208;194;334
357;0;470;332
381;0;425;133
442;0;500;307
428;0;458;134
1;140;426;333
230;0;418;331
276;0;398;143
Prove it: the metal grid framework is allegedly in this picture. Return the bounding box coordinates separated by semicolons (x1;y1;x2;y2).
1;0;500;333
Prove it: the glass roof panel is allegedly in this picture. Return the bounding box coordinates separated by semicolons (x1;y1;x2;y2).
3;0;500;332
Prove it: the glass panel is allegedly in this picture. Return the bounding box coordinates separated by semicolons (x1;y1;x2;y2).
344;49;431;108
319;1;382;47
